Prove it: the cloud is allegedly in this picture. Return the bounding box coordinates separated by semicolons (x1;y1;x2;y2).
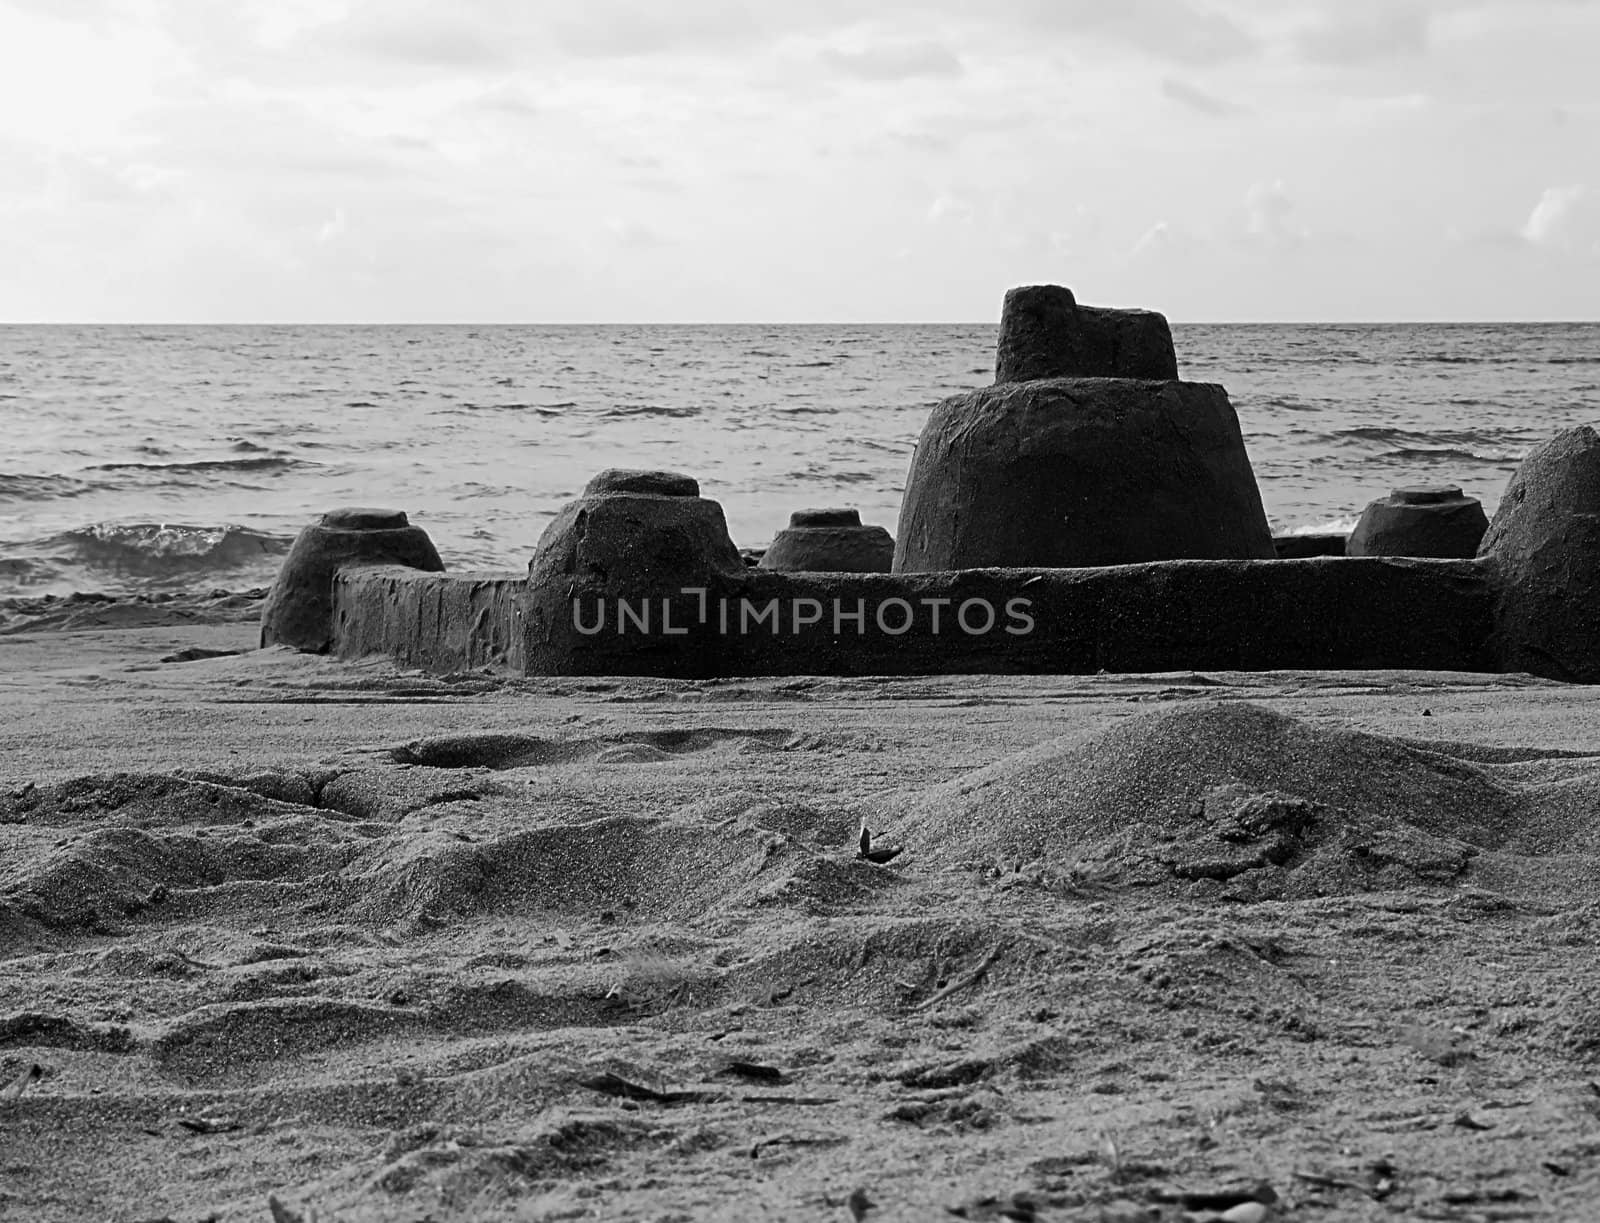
536;0;1256;65
818;40;963;81
1294;3;1431;65
331;13;513;68
1244;179;1305;247
1129;217;1207;260
241;0;351;52
1521;185;1598;251
34;152;181;207
140;92;411;183
545;0;770;57
1160;76;1243;116
315;207;347;243
887;112;1034;154
468;87;542;118
926;193;977;224
1131;220;1174;259
605;218;672;248
1039;205;1102;258
1004;0;1257;65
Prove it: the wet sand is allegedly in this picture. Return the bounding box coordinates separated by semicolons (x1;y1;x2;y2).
5;599;1600;1221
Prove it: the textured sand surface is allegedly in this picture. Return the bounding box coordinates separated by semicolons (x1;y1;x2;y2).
5;610;1600;1221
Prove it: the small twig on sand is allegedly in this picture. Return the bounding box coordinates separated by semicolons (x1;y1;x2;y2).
267;1194;315;1223
580;1072;836;1107
1098;1130;1124;1184
578;1072;716;1105
2;1063;43;1104
915;944;1004;1010
750;1132;849;1158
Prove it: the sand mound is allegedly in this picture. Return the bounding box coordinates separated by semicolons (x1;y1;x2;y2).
2;824;362;934
360;1112;666;1202
337;812;884;924
318;767;513;822
1;775;369;935
152;997;414;1079
0;760;889;947
882;701;1600;900
1;773;320;829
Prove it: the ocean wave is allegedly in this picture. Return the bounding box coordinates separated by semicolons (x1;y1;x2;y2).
0;523;293;595
458;402;573;414
785;469;878;484
599;404;701;418
86;456;302;476
64;522;290;568
852;437;913;454
1384;446;1523;464
1250;397;1332;413
0;472;90;501
1335;425;1515;451
1281;516;1360;536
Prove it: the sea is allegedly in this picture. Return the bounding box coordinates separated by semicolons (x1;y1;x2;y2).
1;322;1597;600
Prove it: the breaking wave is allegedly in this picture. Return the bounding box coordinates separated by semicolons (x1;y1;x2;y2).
0;523;292;595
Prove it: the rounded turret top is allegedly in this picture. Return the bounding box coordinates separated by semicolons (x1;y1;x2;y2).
319;508;411;531
788;508;862;528
1392;485;1465;506
584;470;701;498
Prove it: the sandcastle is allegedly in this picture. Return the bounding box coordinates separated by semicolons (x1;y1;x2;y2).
896;285;1275;571
261;287;1600;683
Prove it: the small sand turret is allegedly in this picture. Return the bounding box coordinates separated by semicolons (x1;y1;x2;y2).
1348;485;1488;559
259;508;443;652
758;508;894;573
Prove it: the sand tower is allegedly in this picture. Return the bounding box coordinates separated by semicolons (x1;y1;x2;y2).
894;285;1276;572
758;508;894;573
1347;485;1489;559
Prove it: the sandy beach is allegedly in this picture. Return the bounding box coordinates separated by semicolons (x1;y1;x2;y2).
8;0;1600;1217
3;596;1600;1221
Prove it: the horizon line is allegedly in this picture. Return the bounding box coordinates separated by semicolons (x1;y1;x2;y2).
1;317;1597;327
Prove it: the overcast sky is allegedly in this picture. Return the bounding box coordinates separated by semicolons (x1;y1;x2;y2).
2;0;1597;322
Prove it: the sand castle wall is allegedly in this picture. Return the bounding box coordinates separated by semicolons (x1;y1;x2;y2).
291;430;1594;683
262;287;1600;686
326;553;1494;678
330;568;525;674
